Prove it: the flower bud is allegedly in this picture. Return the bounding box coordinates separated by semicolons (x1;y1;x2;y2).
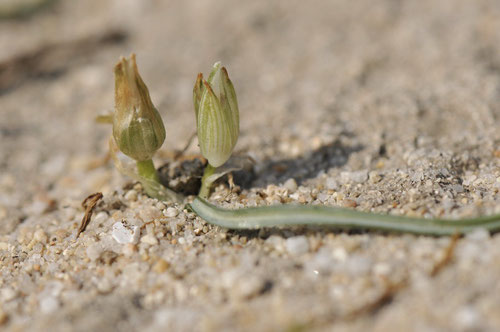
113;54;166;161
193;62;239;167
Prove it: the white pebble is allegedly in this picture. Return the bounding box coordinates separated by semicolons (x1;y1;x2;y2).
285;236;309;255
265;235;285;253
112;221;140;244
124;190;138;201
141;233;158;245
164;207;178;218
326;178;338;190
93;212;109;224
283;178;298;192
340;170;368;183
86;243;103;261
33;229;48;243
332;247;348;262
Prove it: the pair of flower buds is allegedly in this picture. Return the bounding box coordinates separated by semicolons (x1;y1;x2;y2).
113;54;239;168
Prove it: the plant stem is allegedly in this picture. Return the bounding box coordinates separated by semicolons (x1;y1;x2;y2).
136;159;162;198
189;197;500;236
137;159;160;182
135;159;183;202
199;163;216;199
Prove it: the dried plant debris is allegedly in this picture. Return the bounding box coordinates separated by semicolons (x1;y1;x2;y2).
430;233;461;277
76;192;103;238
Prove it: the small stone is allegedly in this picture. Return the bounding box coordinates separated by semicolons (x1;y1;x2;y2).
112;221;140;244
139;206;163;222
368;171;382;183
124;190;138;201
326;178;338;190
122;243;137;257
156;202;166;210
342;199;357;208
153;259;170;273
141;233;158;245
283;178;298;192
317;193;329;202
265;235;285;253
285;236;309;255
340;170;368;183
164;207;178;218
86;243;103;261
33;229;48;243
450;184;464;193
332;247;348;262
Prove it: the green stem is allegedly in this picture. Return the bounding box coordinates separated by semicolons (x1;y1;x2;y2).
137;159;160;183
136;159;160;199
189;197;500;236
199;163;216;199
136;159;182;203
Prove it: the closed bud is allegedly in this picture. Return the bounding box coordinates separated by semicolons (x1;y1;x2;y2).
193;62;239;167
113;54;166;161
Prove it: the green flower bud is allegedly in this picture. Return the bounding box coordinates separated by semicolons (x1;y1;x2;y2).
193;62;239;168
113;54;166;162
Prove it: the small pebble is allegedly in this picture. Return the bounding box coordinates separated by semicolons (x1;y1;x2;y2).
342;199;357;208
124;190;138;201
283;178;298;192
369;171;382;183
86;243;103;261
122;243;137;257
112;221;140;244
450;184;464;193
340;170;368;183
285;236;309;255
153;259;170;273
326;177;338;190
141;234;158;245
164;207;178;218
33;229;48;243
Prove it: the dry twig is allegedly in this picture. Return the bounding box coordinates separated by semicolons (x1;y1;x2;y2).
430;233;460;277
77;192;103;238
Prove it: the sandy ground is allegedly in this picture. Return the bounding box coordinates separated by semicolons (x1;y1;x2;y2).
1;0;500;331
